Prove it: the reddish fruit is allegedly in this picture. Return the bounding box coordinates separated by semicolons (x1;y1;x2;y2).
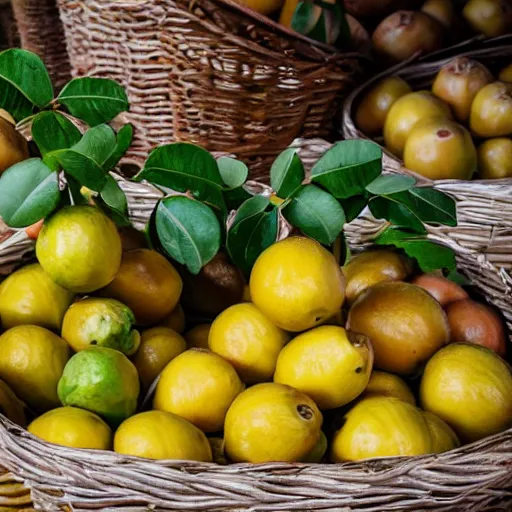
412;273;468;306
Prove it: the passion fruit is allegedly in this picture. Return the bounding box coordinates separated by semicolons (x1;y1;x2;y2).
344;0;408;18
423;411;460;453
361;371;416;405
404;118;477;180
355;77;412;136
421;0;455;28
372;11;444;64
478;138;512;179
470;81;512;138
432;57;493;122
384;91;452;157
411;273;468;306
498;64;512;83
463;0;512;37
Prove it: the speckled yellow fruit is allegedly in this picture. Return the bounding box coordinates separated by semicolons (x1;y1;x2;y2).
274;326;373;409
62;298;140;356
0;117;29;174
470;81;512;137
0;326;69;412
384;91;452;157
250;237;345;332
0;263;75;330
331;397;432;461
420;343;512;443
209;303;289;384
343;250;411;305
133;327;187;391
154;349;244;432
478;138;512;179
114;410;212;461
347;282;450;375
184;324;211;350
0;379;26;427
224;383;322;463
234;0;283;15
36;206;122;293
499;63;512;83
28;407;112;450
159;304;186;333
361;371;416;405
423;411;460;453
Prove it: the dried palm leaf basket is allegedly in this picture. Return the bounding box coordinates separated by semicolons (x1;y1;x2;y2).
0;137;511;511
53;0;369;177
340;37;512;333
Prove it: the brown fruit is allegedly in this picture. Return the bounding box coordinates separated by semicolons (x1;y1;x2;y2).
180;252;244;318
100;249;182;326
478;138;512;179
384;91;452;157
498;64;512;83
347;282;450;375
421;0;455;28
0;117;29;174
470;82;512;138
344;0;409;18
463;0;512;37
355;77;412;136
117;226;147;252
372;11;443;64
432;57;493;122
343;250;411;305
446;299;507;357
411;273;468;306
403;118;477;180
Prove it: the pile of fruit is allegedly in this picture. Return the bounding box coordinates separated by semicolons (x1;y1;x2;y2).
356;57;512;180
0;212;511;464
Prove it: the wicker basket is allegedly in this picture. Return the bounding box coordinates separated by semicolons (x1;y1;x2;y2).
55;0;370;178
0;0;19;50
0;139;511;511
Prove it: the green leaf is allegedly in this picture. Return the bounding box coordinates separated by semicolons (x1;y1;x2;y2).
103;124;133;171
66;174;89;206
53;151;107;191
291;2;314;34
57;77;129;126
311;140;382;199
100;175;128;215
227;195;278;274
270;149;305;199
366;174;416;195
217;157;248;189
339;195;367;223
283;185;345;245
0;49;53;121
375;228;456;273
31;111;81;156
369;196;426;234
156;196;221;274
223;186;252;211
0;158;60;227
72;124;117;167
135;143;226;213
389;187;457;227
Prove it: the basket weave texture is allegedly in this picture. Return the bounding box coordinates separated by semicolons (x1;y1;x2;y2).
0;139;511;511
55;0;368;178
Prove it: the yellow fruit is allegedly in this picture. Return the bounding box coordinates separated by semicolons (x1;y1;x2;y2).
184;324;211;350
0;117;29;174
0;325;69;411
302;430;328;463
133;327;187;391
209;303;289;384
0;379;26;427
250;237;345;332
242;284;251;302
463;0;512;37
421;0;455;27
62;298;140;355
154;349;244;432
499;63;512;83
0;263;75;330
423;411;460;453
101;249;182;326
0;109;15;125
159;304;186;333
114;410;212;461
224;383;322;463
361;371;416;405
28;407;112;450
478;138;512;180
36;206;122;293
355;76;412;136
274;326;373;409
331;397;432;461
420;343;512;443
403;118;477;180
235;0;283;16
384;91;452;157
343;250;411;305
470;81;512;138
347;282;450;375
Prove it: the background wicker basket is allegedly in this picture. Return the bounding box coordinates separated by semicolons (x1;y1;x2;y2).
0;138;511;511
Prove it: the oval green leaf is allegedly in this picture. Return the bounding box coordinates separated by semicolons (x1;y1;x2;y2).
369;196;426;234
156;196;221;275
103;124;133;171
101;175;128;215
31;111;82;156
270;148;305;199
217;157;248;189
0;158;60;228
365;174;416;196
